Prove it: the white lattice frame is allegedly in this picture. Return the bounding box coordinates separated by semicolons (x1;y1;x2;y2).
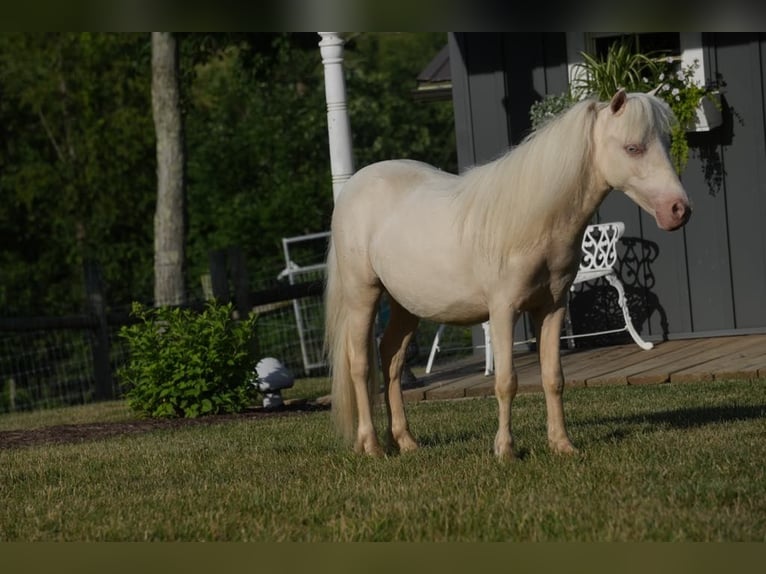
574;222;624;284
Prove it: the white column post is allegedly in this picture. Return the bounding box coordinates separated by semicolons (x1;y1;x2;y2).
318;32;355;202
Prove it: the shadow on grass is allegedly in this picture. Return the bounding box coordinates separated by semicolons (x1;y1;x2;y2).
415;429;485;449
624;404;766;428
579;403;766;444
410;430;533;460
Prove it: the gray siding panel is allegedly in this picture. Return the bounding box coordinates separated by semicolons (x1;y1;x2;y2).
713;34;766;329
447;33;476;173
449;33;510;168
680;163;735;332
541;33;570;96
503;33;569;144
642;211;694;337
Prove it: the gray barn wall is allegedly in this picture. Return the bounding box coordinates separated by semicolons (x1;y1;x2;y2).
448;32;766;341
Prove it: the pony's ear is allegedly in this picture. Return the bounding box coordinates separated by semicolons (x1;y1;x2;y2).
647;85;661;96
610;89;627;115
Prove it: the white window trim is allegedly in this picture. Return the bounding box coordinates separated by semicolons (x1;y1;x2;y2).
565;32;708;93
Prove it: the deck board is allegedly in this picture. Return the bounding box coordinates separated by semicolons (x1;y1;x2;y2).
588;337;754;385
407;333;766;403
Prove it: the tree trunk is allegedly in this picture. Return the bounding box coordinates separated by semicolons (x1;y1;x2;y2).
151;32;186;306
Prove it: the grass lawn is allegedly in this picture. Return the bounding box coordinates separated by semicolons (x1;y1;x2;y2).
0;378;764;541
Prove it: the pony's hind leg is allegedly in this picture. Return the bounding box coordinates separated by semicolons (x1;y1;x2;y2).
346;298;385;457
379;297;420;453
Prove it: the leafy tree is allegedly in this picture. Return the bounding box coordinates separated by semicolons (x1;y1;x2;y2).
0;33;155;314
0;33;456;315
345;33;456;172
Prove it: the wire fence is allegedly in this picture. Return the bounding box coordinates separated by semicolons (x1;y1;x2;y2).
0;326;128;413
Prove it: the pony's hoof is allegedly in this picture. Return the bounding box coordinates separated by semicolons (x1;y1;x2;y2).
354;439;385;457
493;441;517;461
549;440;578;455
396;434;419;453
494;433;517;460
494;448;517;461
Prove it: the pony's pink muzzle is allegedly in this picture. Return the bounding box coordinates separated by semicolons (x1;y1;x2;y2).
657;198;692;231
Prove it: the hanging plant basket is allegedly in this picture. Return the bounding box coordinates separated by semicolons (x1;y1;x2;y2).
687;91;722;132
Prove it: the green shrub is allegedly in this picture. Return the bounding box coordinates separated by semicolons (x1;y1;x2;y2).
119;302;258;418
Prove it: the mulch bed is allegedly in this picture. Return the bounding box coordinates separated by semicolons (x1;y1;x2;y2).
0;401;328;450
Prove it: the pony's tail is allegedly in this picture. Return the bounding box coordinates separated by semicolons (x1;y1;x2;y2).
324;241;354;443
324;241;379;445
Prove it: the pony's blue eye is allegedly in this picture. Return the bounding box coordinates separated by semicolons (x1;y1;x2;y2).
625;144;644;156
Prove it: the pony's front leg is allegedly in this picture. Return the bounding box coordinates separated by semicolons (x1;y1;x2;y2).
489;307;520;460
533;306;577;454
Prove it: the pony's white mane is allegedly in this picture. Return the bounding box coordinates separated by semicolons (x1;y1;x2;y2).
452;92;673;263
617;91;674;145
453;98;598;260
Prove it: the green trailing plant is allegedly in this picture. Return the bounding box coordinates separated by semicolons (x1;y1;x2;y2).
655;58;721;173
119;301;258;418
529;92;575;131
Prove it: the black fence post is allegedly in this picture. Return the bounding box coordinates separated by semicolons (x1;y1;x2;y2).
208;247;252;315
208;249;230;302
227;246;252;319
208;247;258;359
84;260;114;401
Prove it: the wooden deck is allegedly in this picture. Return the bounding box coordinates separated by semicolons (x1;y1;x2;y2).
403;333;766;403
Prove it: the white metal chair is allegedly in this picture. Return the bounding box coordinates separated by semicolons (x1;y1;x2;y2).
425;222;653;375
